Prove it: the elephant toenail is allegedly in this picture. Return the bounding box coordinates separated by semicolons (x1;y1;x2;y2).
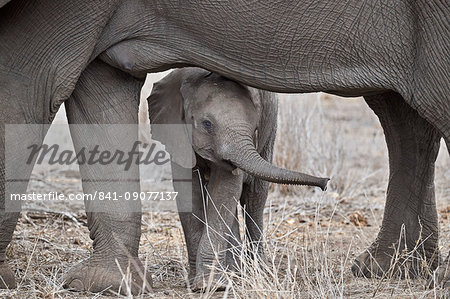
68;279;84;291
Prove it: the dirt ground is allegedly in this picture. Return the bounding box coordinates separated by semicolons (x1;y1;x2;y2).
1;89;449;298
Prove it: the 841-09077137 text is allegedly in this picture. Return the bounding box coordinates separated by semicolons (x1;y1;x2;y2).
9;191;178;201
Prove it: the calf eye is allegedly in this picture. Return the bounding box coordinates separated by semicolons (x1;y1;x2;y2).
202;120;213;131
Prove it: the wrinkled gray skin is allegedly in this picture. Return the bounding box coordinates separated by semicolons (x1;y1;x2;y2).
147;67;328;290
0;0;448;294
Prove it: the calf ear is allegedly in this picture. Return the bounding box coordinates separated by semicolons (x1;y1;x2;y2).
246;87;276;153
246;86;263;115
147;71;196;168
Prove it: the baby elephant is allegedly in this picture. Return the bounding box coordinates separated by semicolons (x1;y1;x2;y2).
147;67;328;291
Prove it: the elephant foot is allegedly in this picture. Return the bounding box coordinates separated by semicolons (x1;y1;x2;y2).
63;255;152;295
184;267;197;290
352;241;435;279
187;270;196;288
428;257;450;289
433;264;450;288
352;246;394;278
190;259;240;292
191;272;228;292
0;262;16;289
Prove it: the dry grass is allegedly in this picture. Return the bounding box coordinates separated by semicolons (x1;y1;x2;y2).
1;91;449;298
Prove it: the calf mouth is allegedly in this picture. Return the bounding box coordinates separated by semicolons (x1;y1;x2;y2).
218;159;237;172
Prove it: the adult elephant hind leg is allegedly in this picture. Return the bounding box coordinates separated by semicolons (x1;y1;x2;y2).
352;92;441;279
412;59;450;288
63;59;151;295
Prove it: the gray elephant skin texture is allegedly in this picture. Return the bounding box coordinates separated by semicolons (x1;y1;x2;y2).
0;0;449;294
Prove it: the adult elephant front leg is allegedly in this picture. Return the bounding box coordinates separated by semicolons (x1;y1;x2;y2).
0;75;54;289
193;167;243;291
63;59;151;295
352;92;441;279
0;211;18;289
1;128;50;289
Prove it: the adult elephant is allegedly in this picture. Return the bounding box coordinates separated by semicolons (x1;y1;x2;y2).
0;0;448;294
